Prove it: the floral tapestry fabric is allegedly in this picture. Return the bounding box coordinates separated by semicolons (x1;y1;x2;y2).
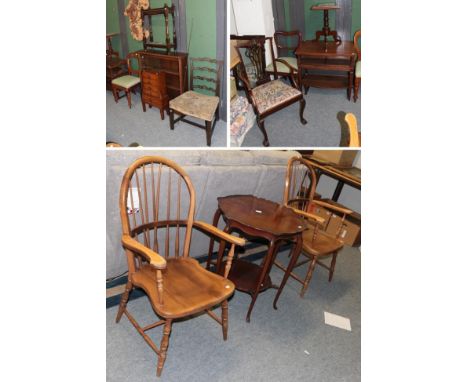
124;0;150;41
230;96;255;147
252;80;301;114
169;91;220;121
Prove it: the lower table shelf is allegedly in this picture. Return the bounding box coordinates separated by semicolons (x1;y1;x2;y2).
220;258;272;294
302;73;349;89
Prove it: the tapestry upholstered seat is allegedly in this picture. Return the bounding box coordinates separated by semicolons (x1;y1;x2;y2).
251;80;302;114
169;91;219;122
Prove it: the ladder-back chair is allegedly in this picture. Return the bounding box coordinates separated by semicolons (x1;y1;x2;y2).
273;157;353;297
169;58;223;146
116;156;245;377
236;41;306;147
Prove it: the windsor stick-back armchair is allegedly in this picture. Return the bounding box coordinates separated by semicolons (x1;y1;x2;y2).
273;157;353;299
116;156;245;377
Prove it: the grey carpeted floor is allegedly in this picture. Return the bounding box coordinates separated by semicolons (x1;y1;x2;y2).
106;91;227;147
240;87;361;148
106;246;360;381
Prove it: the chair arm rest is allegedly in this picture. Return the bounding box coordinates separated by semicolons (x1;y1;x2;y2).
194;221;246;247
122;234;167;270
313;200;353;215
290;207;325;225
274;58;296;74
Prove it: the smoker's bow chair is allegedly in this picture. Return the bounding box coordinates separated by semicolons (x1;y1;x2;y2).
111;52;142;109
265;31;302;84
169;58;223;146
273;157;352;297
353;30;361;102
116;156;245;377
236;40;307;147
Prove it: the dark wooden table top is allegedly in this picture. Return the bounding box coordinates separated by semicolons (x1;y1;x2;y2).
296;40;356;58
303;157;361;188
217;195;306;236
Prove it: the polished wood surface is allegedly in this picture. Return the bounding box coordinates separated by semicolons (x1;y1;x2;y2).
141;70;169;120
206;195;305;322
295;40;356;99
273;157;349;301
218;195;307;236
138;50;188;100
117;156;245;377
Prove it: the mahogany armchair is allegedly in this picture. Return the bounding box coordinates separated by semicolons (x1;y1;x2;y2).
274;157;353;297
266;31;302;84
116;156;245;377
236;40;307;147
111;52;142;109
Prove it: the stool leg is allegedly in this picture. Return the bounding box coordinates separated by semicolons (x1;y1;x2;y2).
169;109;175;130
205;120;212;146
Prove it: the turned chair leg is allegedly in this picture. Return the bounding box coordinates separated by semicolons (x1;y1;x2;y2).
126;90;132;109
257;117;270;147
156;319;173;377
300;257;317;298
169;109;175;130
112;86;119;103
299;99;307;124
205;120;212;146
221;300;228;341
354;77;360;102
116;280;133;323
329;252;338;282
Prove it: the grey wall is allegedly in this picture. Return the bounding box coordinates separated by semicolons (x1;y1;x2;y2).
106;150;300;279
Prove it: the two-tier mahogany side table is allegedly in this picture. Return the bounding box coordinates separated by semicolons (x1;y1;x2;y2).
206;195;306;322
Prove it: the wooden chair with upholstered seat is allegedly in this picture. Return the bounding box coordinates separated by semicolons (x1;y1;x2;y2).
236;40;307;147
353;30;361;102
266;31;302;84
111;52;142;109
169;58;223;146
273;156;353;297
116;156;245;377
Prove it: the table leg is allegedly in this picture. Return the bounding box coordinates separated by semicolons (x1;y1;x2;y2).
216;225;232;274
273;234;303;310
245;239;279;323
332;180;344;202
206;208;222;270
